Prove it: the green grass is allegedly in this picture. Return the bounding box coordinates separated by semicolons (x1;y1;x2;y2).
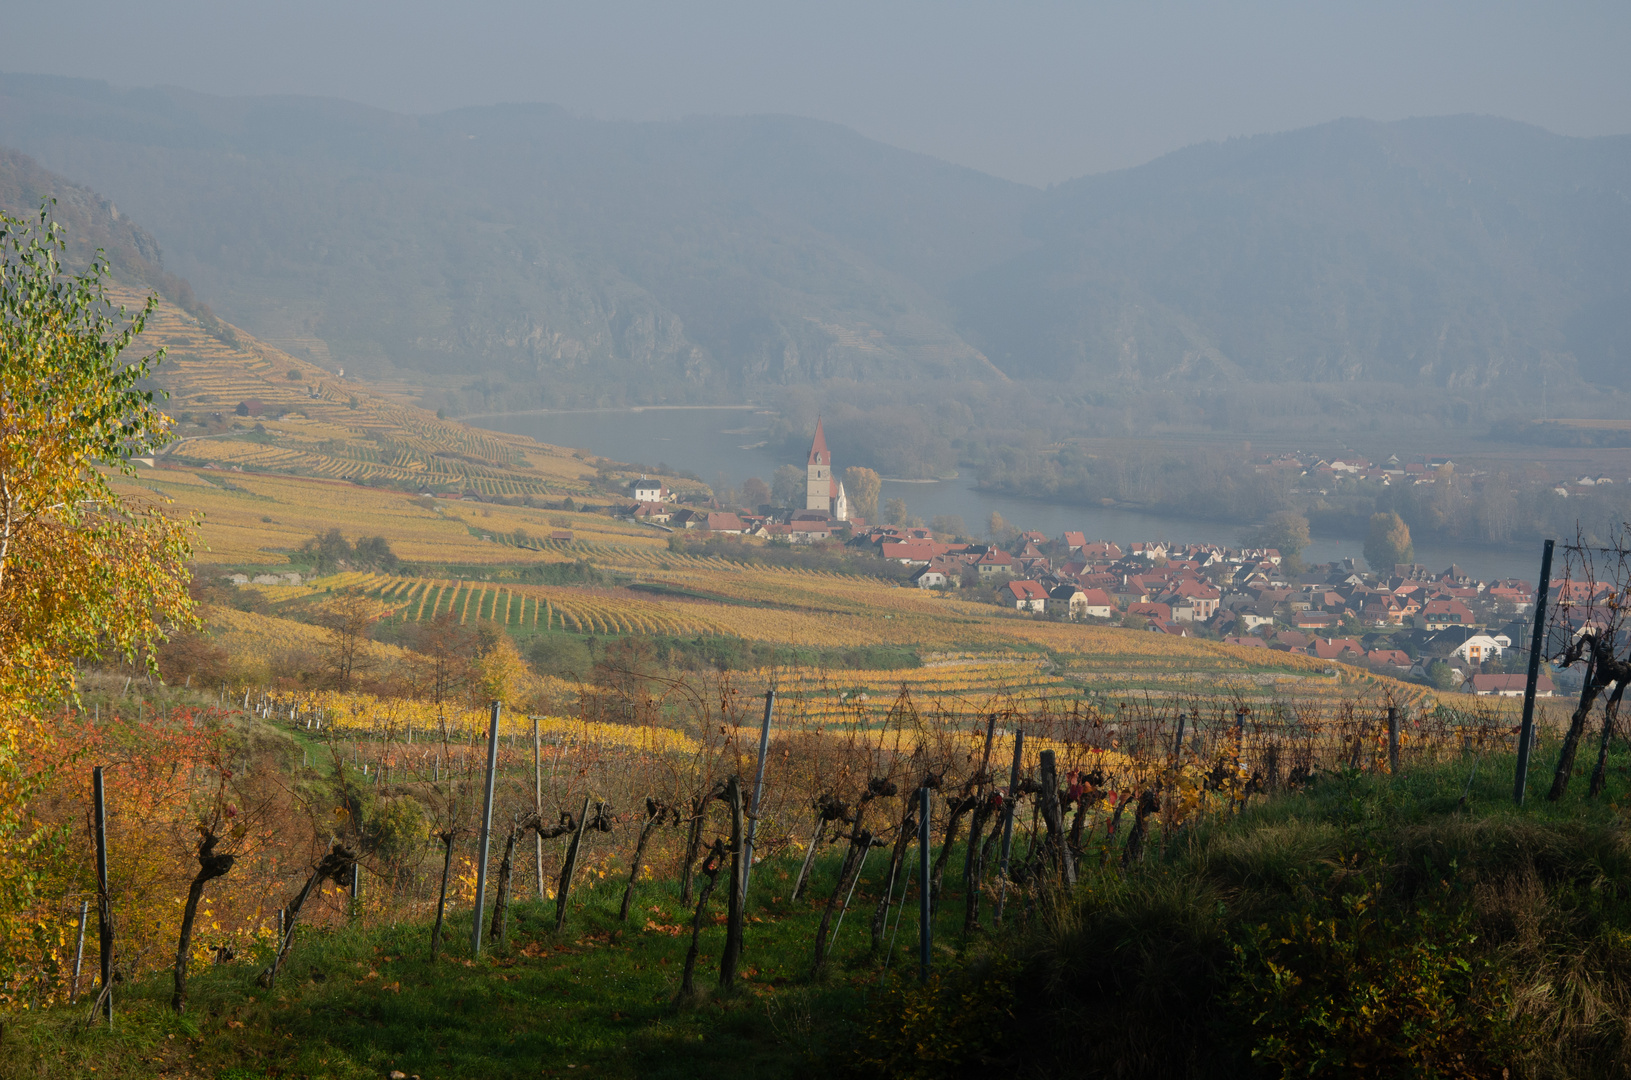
11;745;1631;1079
0;842;968;1080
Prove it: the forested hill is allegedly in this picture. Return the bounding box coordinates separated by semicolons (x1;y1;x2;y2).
955;116;1631;391
1;72;1626;408
0;75;1027;405
0;145;223;332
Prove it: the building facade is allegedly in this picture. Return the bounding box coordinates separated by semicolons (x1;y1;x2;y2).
805;417;848;521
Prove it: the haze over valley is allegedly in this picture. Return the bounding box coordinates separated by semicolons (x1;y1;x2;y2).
2;73;1627;421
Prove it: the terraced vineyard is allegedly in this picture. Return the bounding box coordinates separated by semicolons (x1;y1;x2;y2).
115;287;688;499
111;294;1447;721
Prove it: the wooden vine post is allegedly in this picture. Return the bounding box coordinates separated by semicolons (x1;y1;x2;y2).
741;691;775;901
993;730;1024;925
1514;538;1555;804
70;899;88;1003
533;715;545;899
1037;749;1074;887
960;715;1000;934
93;766;113;1024
918;785;931;983
470;699;502;954
720;776;745;989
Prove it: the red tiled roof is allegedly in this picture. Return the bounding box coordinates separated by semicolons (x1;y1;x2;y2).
1007;580;1050;602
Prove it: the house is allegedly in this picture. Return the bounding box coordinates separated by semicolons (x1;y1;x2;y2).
1448;634;1505;664
1487;581;1534;611
787;521;832;543
1471;674;1554;697
1366;649;1412;670
975;549;1016;577
627;502;673;524
1006;580;1050;612
1310;638;1366;661
1045;585;1089;619
1420;599;1475;630
1126;601;1172;624
912;565;951;589
703;512;746;534
1077;588;1115;619
630;477;670;502
1166;580;1221;621
1294;611;1340;631
1223;636;1267;648
1062;531;1087;553
880;541;951;566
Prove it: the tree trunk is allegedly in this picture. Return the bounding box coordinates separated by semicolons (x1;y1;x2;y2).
554;796;592;932
1549;645;1603;802
620;799;665;922
720;777;745;990
430;830;455;962
1590;682;1628;798
871;802;918;954
1121;791;1159;867
679;796;707;906
1037;750;1075;887
488;826;519;950
260;844;353;987
812;806;872;974
172;831;234;1012
930;796;973;913
679;840;725;999
961;797;995;935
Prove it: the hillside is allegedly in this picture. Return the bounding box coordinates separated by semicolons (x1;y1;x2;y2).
956;116;1631;391
2;74;1626;409
0;76;1024;405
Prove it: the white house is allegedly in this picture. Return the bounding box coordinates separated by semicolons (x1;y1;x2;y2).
1449;634;1505;664
631;477;670;502
912;566;950;589
1006;580;1050;612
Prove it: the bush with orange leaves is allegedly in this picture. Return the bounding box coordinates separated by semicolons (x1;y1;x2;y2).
12;705;313;1008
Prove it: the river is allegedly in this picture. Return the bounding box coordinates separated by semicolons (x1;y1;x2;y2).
466;407;1541;582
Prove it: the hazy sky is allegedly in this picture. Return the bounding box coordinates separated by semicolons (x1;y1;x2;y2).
4;0;1628;185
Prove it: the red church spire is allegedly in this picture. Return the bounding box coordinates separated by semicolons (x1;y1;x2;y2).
807;416;829;467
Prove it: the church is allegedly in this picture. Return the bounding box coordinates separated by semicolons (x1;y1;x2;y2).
803;417;848;521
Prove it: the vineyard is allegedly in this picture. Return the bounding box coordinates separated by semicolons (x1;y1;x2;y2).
112;287;698;500
9;653;1592;1079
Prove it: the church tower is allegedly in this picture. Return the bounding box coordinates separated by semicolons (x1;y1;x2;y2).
806;417;832;513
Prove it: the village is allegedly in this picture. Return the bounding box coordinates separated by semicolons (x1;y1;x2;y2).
613;423;1562;697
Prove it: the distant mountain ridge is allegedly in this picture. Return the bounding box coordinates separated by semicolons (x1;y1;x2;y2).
0;73;1625;406
956;116;1631;390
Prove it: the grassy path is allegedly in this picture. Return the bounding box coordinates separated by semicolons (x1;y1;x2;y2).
2;849;950;1079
